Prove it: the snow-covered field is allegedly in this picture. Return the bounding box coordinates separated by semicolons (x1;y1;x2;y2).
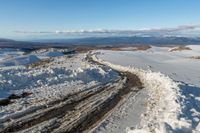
95;45;200;132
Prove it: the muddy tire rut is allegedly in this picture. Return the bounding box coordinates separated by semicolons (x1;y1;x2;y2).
0;55;143;133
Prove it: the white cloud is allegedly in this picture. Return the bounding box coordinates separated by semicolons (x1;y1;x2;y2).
14;24;200;37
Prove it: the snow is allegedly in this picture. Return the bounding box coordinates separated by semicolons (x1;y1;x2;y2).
46;51;64;57
0;48;24;62
0;48;66;67
92;89;148;133
0;55;40;66
0;46;199;132
94;45;200;132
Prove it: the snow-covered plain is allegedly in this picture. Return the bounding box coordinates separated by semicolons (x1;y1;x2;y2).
95;45;200;133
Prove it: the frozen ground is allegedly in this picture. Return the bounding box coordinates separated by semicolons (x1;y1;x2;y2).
95;45;200;132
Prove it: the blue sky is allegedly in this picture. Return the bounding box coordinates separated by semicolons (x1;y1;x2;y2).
0;0;200;39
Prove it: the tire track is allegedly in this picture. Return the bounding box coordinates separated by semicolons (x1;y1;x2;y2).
0;53;143;133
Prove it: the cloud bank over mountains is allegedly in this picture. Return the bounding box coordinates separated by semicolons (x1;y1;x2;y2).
14;25;200;37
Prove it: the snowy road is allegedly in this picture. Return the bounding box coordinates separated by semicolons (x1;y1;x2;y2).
0;51;143;133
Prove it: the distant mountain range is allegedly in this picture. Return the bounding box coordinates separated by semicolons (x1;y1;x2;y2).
51;36;200;45
0;36;200;48
0;38;16;42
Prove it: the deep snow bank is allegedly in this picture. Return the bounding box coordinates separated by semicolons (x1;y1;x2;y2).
92;54;197;133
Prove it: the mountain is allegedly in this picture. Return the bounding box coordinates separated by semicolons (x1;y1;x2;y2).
0;38;15;42
34;36;200;45
0;36;200;48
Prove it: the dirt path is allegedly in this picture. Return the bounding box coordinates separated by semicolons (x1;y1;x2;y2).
0;53;143;133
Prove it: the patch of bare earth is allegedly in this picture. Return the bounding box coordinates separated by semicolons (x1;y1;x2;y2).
0;92;32;106
169;46;192;52
27;58;53;68
69;45;152;53
75;46;113;53
189;56;200;60
111;45;151;51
